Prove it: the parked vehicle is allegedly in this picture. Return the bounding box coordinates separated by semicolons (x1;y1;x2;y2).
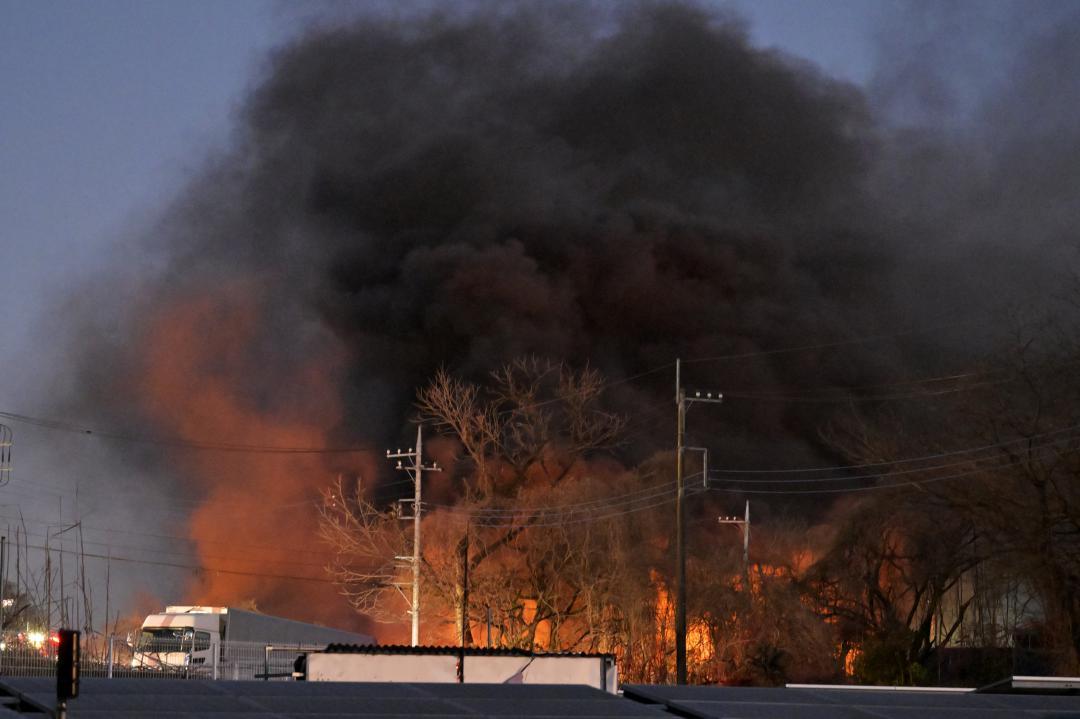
133;606;373;678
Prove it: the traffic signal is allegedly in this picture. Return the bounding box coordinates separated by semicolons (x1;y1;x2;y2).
56;629;79;700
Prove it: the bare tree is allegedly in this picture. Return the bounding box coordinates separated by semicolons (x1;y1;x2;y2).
803;493;982;684
318;476;409;623
319;358;628;646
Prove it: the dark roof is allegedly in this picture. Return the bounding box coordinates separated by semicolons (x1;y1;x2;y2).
4;676;1075;718
0;677;659;718
322;643;614;659
622;684;1080;719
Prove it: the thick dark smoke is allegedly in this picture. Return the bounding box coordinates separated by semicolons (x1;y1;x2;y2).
49;0;1080;624
868;0;1080;331
130;1;896;462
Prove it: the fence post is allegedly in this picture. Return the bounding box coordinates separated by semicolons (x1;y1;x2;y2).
106;636;114;679
212;640;219;680
263;645;271;681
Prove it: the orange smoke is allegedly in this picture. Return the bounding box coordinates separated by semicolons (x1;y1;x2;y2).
133;282;373;631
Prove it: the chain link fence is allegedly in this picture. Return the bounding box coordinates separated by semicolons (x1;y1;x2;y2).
0;633;319;681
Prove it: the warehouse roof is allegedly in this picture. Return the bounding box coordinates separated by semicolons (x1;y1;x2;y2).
321;643;613;659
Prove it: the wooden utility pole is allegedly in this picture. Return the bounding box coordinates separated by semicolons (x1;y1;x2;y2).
457;523;470;684
674;359;722;685
675;360;686;685
718;501;751;570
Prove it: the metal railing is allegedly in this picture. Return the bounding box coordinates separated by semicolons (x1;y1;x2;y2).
0;634;319;681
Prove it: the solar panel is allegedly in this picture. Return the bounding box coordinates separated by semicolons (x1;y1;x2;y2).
624;684;1080;719
0;677;664;718
247;696;471;715
443;697;662;716
669;701;874;719
411;682;610;699
1;677;1074;718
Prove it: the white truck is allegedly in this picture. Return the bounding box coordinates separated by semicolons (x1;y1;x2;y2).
134;605;374;679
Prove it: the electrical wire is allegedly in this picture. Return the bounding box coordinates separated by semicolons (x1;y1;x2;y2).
679;311;995;366
17;541;333;584
722;378;1007;403
713;435;1076;485
0;410;377;454
10;524;333;571
705;451;1057;495
422;471;702;517
0;513;335;560
709;422;1080;475
425;472;708;529
466;486;709;528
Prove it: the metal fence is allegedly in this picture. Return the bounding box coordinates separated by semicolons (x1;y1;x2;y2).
0;634;319;681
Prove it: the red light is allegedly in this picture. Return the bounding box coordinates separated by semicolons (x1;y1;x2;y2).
50;633;60;645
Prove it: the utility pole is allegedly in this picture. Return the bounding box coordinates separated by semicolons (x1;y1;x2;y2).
718;500;750;569
458;521;470;684
387;425;440;647
675;358;722;685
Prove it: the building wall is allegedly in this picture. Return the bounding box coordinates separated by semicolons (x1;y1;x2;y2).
305;653;617;692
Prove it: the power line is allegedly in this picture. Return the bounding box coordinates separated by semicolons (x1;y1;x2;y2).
466;486;710;528
722;378;1007;403
0;512;334;560
11;525;333;572
427;472;708;528
0;411;377;454
5;478;321;516
679;312;995;366
423;472;701;517
709;422;1080;476
19;541;333;584
705;451;1055;495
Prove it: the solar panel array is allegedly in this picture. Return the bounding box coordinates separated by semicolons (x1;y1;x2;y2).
2;677;1078;718
0;677;667;718
622;684;1080;719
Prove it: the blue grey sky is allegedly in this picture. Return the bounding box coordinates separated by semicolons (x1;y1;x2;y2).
2;1;286;389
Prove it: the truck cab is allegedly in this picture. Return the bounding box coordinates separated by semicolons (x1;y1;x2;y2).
133;606;224;671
